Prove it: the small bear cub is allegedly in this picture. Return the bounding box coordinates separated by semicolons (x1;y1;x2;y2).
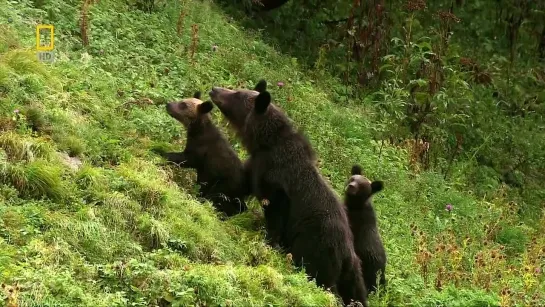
344;164;387;294
158;91;249;217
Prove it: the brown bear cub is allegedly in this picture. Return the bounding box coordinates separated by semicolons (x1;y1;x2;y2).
345;165;387;294
157;91;249;217
210;82;368;306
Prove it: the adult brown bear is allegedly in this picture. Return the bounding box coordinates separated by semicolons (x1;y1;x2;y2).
210;82;368;306
209;81;302;250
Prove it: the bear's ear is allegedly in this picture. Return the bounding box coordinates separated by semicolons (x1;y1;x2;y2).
351;165;362;176
198;100;214;114
371;181;384;194
254;91;271;114
254;79;267;93
193;91;202;99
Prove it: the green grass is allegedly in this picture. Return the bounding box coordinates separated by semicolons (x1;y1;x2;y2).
0;0;544;306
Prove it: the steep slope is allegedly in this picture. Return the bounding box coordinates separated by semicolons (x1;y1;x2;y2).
0;0;543;306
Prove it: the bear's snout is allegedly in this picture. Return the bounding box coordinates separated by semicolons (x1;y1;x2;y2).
346;182;358;195
209;87;222;103
209;87;236;105
209;89;217;98
165;102;176;116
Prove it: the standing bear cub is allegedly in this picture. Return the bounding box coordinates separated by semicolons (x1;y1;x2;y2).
344;165;387;294
210;82;368;306
156;91;249;217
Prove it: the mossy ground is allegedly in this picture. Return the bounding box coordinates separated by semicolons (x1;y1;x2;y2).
0;0;544;306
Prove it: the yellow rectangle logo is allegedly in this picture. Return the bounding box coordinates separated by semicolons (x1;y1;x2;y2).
36;25;54;51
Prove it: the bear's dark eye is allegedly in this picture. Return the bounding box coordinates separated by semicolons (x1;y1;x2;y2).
179;103;188;110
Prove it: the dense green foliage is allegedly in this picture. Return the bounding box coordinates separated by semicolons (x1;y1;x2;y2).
222;0;545;222
0;0;543;306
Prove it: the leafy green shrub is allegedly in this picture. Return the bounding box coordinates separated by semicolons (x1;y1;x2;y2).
495;226;529;256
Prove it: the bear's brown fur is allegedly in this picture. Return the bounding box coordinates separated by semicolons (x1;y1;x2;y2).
211;82;368;306
344;164;387;294
209;81;314;250
157;91;249;217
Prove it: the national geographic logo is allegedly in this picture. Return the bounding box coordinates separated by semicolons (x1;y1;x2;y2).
36;24;55;63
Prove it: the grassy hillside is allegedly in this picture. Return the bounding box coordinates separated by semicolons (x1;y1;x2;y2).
0;0;543;306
